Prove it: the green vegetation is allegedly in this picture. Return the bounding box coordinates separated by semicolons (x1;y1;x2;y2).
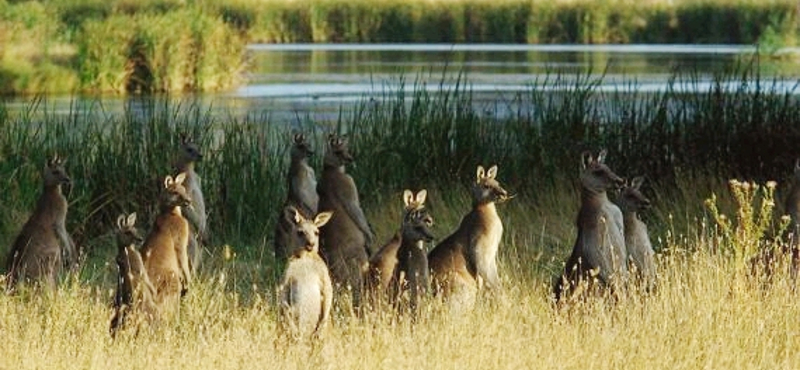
2;0;800;94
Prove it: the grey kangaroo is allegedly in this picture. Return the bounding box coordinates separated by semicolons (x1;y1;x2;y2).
274;133;319;263
175;134;206;273
389;190;435;317
617;177;656;291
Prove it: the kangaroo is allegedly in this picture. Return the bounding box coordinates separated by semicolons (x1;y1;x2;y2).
274;133;319;263
317;134;374;311
389;190;434;317
110;213;158;337
140;173;192;318
554;150;627;302
617;177;656;291
278;206;334;340
175;134;206;273
428;165;509;311
779;159;800;279
367;189;429;298
6;155;76;290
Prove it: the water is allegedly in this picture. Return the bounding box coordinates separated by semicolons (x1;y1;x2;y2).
5;44;800;122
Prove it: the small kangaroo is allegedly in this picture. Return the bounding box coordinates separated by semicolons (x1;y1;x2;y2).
274;133;319;263
317;134;374;311
367;189;429;298
617;177;656;291
6;155;76;290
428;165;509;310
140;173;192;318
110;213;158;337
278;206;334;340
555;150;627;302
782;159;800;278
389;190;434;316
175;134;206;273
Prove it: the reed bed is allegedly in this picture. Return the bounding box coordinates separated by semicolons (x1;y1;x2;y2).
0;71;799;367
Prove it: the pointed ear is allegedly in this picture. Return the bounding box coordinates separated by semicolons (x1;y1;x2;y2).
795;158;800;171
476;165;485;182
415;189;427;206
293;133;304;144
127;212;137;227
164;175;174;188
180;132;192;145
174;172;187;185
117;214;126;230
581;151;593;169
284;206;302;225
314;211;333;228
487;165;498;179
631;176;644;189
403;190;414;208
597;149;607;164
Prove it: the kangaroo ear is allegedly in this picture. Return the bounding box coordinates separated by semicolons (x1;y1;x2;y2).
293;133;304;144
127;212;137;227
314;211;333;228
117;214;126;229
487;165;498;179
631;176;644;189
795;158;800;171
164;175;174;188
597;149;608;164
415;189;427;206
174;172;187;185
284;206;302;225
403;190;414;208
476;165;485;182
180;132;192;145
581;151;593;169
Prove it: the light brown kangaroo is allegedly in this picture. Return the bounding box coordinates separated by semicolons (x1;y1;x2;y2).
317;134;374;311
389;190;434;317
6;155;76;291
617;177;656;291
554;150;627;302
367;189;428;298
274;133;319;263
140;173;192;318
175;134;206;273
428;165;509;311
278;206;334;340
110;213;158;338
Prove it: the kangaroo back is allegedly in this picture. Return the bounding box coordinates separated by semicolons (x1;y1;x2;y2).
140;173;192;318
617;177;656;291
6;154;75;291
110;213;158;337
176;134;206;273
317;134;374;311
555;150;627;302
275;133;319;263
390;190;434;317
428;165;509;311
278;207;333;340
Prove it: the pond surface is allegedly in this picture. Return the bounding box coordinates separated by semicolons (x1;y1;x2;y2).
5;44;800;122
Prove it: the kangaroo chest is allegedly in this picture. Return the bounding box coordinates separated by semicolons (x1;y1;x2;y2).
471;206;503;258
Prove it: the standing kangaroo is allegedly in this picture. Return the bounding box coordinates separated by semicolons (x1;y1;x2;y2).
6;155;76;290
274;133;319;263
617;177;656;291
278;206;334;340
428;165;509;311
175;134;206;273
317;134;374;311
554;150;627;302
367;189;429;298
140;173;192;318
110;213;158;337
782;159;800;277
389;190;435;316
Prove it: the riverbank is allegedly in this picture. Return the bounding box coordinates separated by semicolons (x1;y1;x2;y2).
1;0;799;95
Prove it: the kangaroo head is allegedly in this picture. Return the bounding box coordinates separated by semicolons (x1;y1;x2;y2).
284;206;333;255
323;134;353;168
291;133;314;160
401;190;434;243
43;154;71;188
116;213;144;249
162;173;192;209
618;177;651;213
580;150;624;194
179;134;203;163
472;165;509;204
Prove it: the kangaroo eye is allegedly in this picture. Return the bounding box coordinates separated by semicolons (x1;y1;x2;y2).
296;231;304;238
